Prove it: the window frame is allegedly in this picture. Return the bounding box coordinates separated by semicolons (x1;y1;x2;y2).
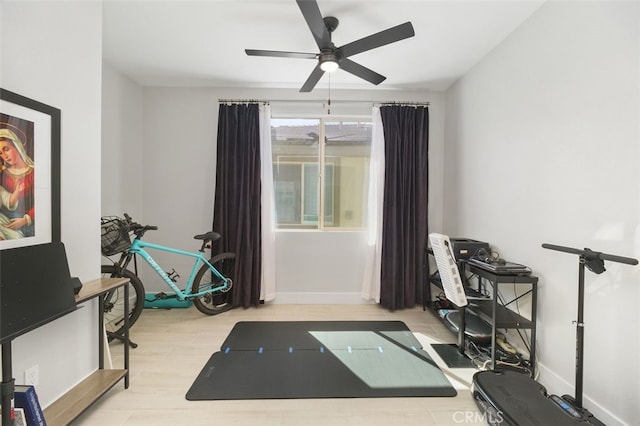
271;115;372;231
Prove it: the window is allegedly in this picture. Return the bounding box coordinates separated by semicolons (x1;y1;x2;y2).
271;117;372;230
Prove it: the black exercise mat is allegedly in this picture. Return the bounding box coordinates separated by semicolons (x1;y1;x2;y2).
186;321;457;400
431;343;476;368
221;320;420;351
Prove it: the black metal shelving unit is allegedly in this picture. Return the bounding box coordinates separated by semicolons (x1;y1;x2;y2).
424;250;538;375
463;263;537;374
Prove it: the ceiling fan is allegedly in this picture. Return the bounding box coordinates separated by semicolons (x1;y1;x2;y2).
245;0;415;92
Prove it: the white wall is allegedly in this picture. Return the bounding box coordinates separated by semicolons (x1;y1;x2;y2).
1;1;103;407
444;2;640;424
101;83;445;303
102;63;144;218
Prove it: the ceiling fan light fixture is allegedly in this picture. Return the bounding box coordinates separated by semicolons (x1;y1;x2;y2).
246;1;415;92
319;53;340;72
320;60;339;72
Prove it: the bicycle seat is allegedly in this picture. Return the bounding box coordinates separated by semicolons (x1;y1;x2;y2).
194;231;220;242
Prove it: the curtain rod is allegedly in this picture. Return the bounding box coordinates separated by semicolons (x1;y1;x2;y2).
217;98;429;107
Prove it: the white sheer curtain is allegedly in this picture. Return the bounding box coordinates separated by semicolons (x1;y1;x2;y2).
259;103;277;301
361;107;385;302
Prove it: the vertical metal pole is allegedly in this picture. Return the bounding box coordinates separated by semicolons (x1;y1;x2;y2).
124;282;130;389
575;259;586;408
423;250;429;311
491;278;497;370
98;294;104;369
530;278;538;377
540;243;638;412
457;308;466;355
457;261;466;355
1;343;14;426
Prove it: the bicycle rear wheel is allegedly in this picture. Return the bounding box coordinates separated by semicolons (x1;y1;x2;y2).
192;252;235;315
101;265;145;336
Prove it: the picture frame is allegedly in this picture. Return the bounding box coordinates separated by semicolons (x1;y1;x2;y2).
0;88;61;248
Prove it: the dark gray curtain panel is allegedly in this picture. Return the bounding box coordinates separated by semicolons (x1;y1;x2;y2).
213;103;262;308
379;106;429;310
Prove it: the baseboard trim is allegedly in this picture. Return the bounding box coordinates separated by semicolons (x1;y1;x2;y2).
536;363;625;426
272;292;375;305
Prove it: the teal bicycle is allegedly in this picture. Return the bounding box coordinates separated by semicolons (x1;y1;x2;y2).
100;214;235;338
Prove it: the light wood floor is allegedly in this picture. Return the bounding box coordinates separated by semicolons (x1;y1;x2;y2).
74;304;484;425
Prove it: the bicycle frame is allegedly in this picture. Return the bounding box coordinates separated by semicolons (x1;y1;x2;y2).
124;238;230;300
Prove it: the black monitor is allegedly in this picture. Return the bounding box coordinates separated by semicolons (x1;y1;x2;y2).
0;242;77;344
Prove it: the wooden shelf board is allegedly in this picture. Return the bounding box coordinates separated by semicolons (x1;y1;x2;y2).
75;277;130;304
44;369;127;426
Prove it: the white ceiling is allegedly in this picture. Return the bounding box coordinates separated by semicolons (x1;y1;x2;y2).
103;0;544;92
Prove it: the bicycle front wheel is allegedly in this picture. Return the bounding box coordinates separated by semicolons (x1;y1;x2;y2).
192;252;235;315
101;265;145;336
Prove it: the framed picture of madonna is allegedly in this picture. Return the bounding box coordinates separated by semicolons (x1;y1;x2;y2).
0;88;60;248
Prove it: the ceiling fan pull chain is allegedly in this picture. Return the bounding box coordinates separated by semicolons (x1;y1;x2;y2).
327;74;331;115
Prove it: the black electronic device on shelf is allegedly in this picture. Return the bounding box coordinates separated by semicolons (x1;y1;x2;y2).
450;238;490;260
467;257;532;275
472;243;637;426
1;242;78;426
1;242;78;343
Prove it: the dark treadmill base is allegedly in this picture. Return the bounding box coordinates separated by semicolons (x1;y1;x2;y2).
472;370;601;425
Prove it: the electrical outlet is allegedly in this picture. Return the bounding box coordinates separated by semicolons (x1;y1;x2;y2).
24;365;39;386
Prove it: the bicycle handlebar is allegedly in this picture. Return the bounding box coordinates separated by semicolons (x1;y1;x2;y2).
123;213;158;234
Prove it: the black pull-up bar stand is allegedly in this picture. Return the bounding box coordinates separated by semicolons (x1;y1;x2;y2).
541;243;638;409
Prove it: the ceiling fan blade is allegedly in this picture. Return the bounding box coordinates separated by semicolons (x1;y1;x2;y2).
339;21;415;58
300;63;325;93
339;58;386;85
245;49;317;59
296;0;331;49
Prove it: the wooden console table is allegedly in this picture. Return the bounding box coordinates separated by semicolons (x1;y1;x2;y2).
43;277;131;426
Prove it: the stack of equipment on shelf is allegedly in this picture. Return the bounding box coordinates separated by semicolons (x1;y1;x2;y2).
468;257;532;275
449;238;490;260
427;234;539;377
438;308;492;345
465;337;532;375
